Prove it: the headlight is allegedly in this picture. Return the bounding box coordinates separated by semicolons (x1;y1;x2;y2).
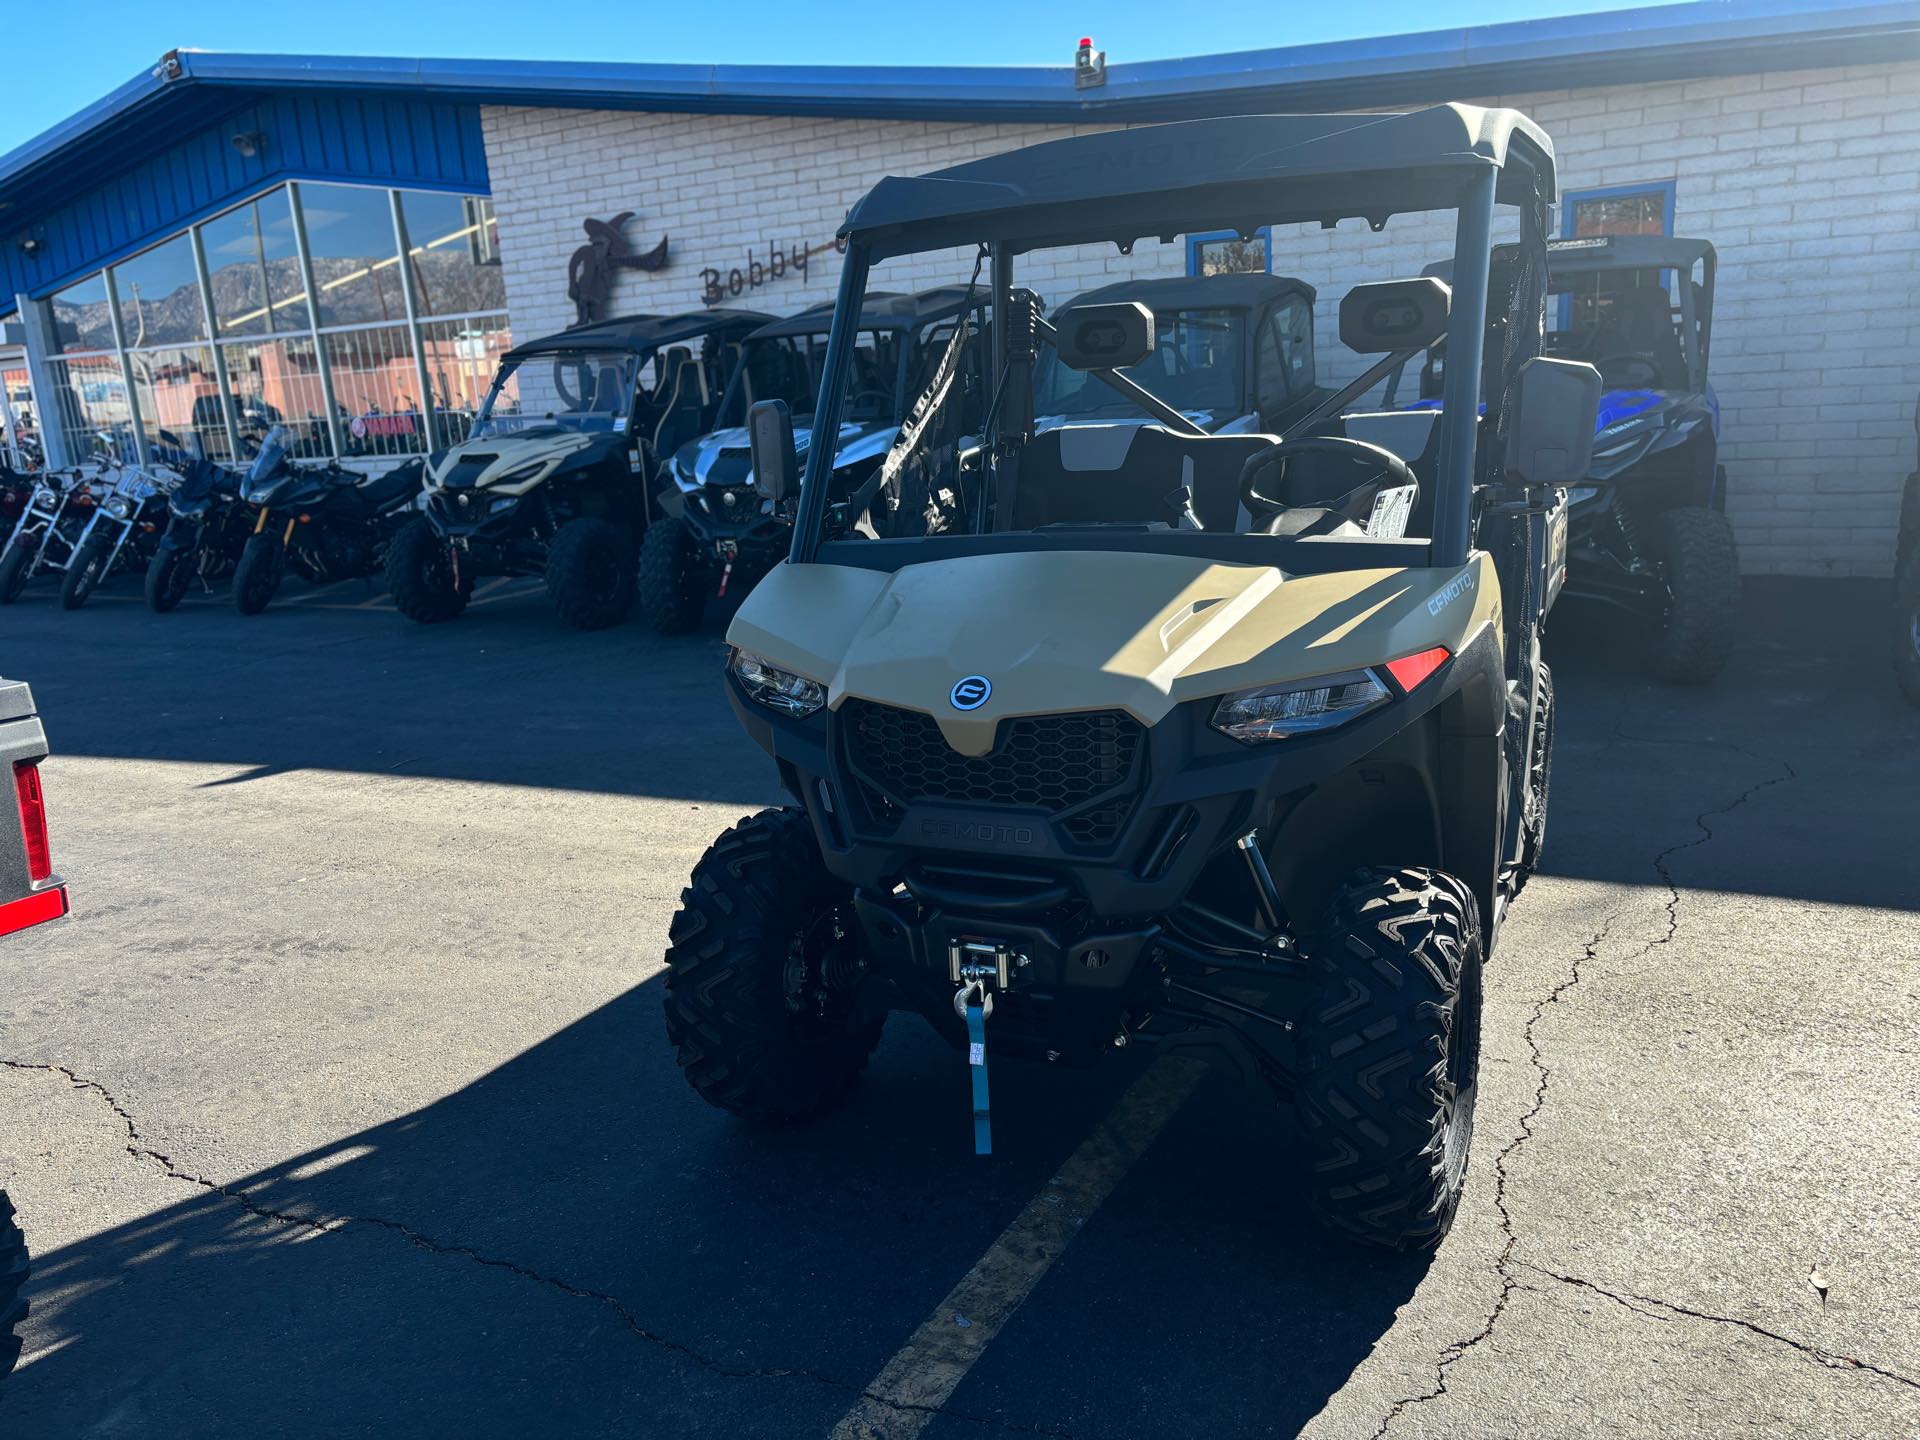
495;460;547;485
1566;485;1601;507
105;497;133;519
489;495;519;514
1211;669;1390;742
729;648;826;717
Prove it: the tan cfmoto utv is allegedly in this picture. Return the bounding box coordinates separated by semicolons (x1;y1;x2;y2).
662;106;1600;1252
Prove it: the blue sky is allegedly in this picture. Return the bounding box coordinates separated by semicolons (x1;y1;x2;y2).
4;0;1688;157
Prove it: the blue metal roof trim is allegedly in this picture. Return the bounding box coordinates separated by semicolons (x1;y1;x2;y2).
0;91;489;304
131;0;1920;121
2;0;1917;297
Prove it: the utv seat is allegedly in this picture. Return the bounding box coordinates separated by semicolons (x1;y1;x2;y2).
652;351;712;461
1589;288;1688;389
1005;424;1279;533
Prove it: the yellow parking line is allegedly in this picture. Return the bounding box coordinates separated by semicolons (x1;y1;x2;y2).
827;1055;1205;1440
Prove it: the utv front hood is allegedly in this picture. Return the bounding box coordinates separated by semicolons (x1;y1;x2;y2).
729;550;1499;755
427;431;620;496
1586;388;1718;482
672;421;899;491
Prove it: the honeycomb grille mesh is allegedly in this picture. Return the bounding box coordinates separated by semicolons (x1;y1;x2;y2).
841;701;1144;846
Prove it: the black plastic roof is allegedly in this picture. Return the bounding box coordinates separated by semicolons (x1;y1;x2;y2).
1056;272;1316;315
839;105;1555;259
1424;235;1717;287
1544;235;1717;276
748;286;985;339
505;308;774;359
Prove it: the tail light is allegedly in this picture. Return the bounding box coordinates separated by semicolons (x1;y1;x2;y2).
14;760;51;882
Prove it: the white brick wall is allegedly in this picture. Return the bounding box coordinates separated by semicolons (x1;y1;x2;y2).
481;56;1920;577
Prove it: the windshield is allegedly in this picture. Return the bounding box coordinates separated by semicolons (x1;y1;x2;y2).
1034;309;1246;419
1544;266;1700;391
798;203;1532;561
247;425;291;485
473;348;640;437
720;330;902;428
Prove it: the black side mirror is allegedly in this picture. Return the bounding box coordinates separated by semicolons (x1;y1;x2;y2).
1339;277;1451;353
1050;302;1155;371
747;399;798;507
1504;356;1602;486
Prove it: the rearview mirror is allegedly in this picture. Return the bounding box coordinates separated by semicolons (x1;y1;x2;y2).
747;399;798;507
1339;277;1451;353
1503;357;1602;486
1050;302;1155;371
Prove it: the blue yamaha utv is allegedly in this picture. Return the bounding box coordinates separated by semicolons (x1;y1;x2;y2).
1406;237;1739;681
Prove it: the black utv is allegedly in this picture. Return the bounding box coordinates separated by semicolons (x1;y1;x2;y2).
1035;272;1325;437
1410;236;1737;680
661;106;1600;1252
638;287;990;633
388;309;769;629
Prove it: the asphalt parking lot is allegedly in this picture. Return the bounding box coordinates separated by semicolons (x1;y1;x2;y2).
0;567;1916;1439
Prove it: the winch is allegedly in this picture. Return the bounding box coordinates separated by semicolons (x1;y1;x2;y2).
949;938;1025;1154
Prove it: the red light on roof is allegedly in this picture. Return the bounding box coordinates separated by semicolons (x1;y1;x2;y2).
1384;645;1451;694
1079;37;1094;49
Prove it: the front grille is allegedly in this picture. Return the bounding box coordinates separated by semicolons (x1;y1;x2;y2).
841;701;1145;847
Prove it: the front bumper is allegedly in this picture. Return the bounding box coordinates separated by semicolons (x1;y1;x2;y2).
726;625;1503;1052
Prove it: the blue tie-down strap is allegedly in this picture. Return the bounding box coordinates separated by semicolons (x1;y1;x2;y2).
966;1000;991;1156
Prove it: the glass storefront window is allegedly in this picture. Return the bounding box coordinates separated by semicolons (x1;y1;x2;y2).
45;355;133;460
50;274;115;354
419;314;513;447
125;345;223;456
324;323;427;457
221;336;331;459
298;183;408;329
32;181;506;467
113;233;208;348
400;191;507;317
201;191;309;337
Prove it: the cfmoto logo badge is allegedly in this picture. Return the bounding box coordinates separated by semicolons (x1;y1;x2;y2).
950;675;991;711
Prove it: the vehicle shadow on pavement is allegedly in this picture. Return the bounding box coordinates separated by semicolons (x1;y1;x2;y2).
4;576;772;806
1541;576;1919;913
7;978;1428;1438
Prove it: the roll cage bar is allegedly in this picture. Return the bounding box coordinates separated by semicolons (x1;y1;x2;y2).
714;287;991;428
790;105;1558;570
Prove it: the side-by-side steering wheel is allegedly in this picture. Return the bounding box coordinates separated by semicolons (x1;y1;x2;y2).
1237;435;1420;526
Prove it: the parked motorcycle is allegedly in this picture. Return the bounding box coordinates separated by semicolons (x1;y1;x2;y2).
59;462;178;610
231;426;423;615
144;456;253;612
0;468;100;605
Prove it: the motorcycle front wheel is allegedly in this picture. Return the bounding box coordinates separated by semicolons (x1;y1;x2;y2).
59;534;111;610
231;535;286;616
0;542;32;605
145;543;196;613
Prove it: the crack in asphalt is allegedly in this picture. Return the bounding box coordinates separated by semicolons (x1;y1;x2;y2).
1373;737;1810;1438
0;1058;1070;1439
1515;1262;1920;1392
